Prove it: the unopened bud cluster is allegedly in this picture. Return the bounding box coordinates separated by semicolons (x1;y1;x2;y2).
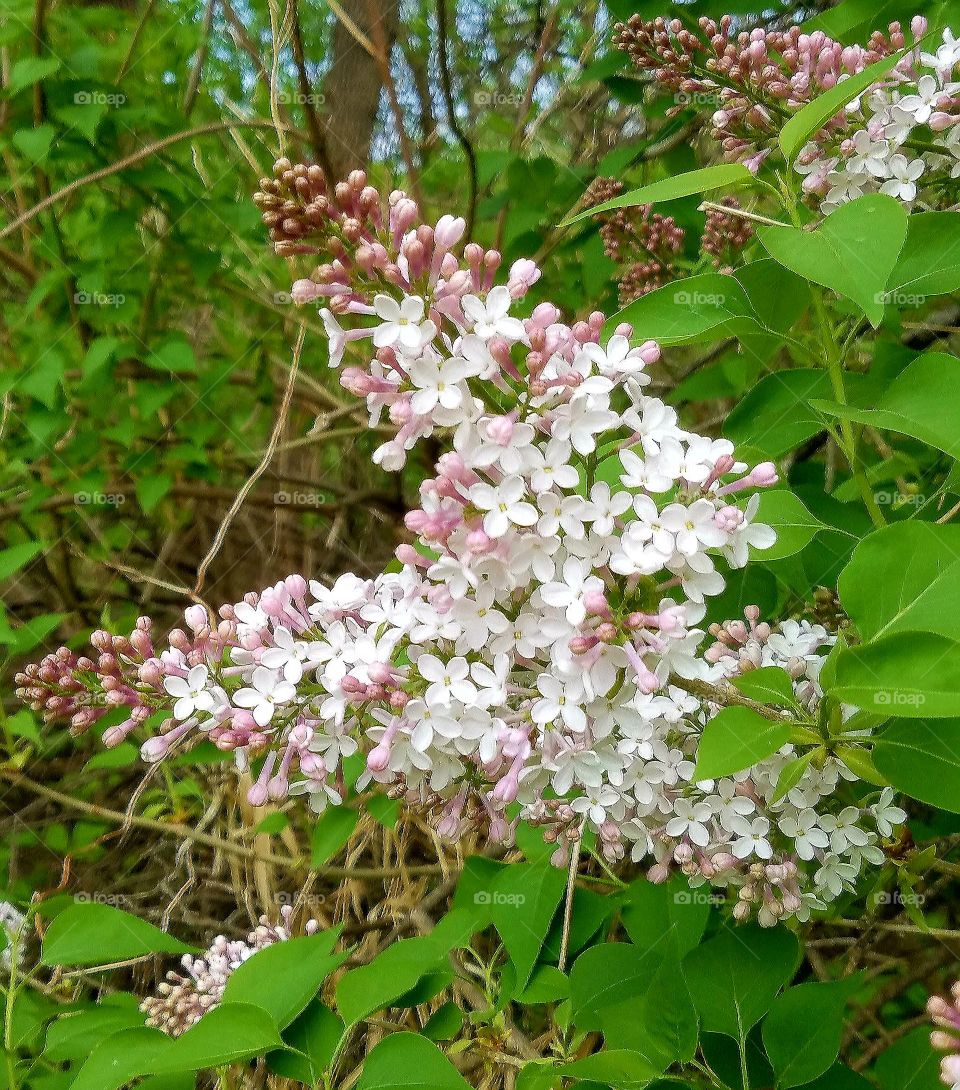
140;907;318;1036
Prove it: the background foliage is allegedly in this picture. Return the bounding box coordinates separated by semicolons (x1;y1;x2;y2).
5;1;960;1089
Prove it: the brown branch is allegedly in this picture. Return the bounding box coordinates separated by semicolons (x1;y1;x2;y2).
435;0;477;238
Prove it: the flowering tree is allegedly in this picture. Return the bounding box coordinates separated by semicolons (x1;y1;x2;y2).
10;9;960;1090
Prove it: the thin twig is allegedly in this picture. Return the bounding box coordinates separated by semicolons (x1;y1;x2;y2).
0;120;305;241
436;0;477;238
194;322;305;595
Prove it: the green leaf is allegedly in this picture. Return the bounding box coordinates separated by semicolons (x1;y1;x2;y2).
490;861;566;989
148;337;197;374
12;124;55;164
620;876;710;961
693;707;792;781
683;924;798;1042
831;632;960;717
422;1002;465;1041
153;1002;284;1074
754;490;829;561
762;980;853;1088
0;541;43;582
7;56;61;95
723;369;831;458
516;965;570;1005
221;930;346;1029
614;273;761;345
569;943;663;1030
68;1026;169;1090
839;522;960;642
731;667;799;709
873;719;960;812
41;903;195;966
561;164;754;225
811;352;960;459
69;1005;283;1090
357;1032;471;1090
335;911;475;1027
310;806;359;865
886;211;960;300
51;100;109;142
873;1028;945;1090
758;194;908;326
600;957;698;1069
771;751;816;803
135;474;172;515
43;1005;146;1061
558;1049;660;1087
779;49;907;163
267;1001;343;1084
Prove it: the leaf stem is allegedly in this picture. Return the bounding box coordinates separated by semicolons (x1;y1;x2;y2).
811;289;886;529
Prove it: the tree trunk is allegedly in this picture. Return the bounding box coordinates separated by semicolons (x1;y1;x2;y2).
321;0;398;180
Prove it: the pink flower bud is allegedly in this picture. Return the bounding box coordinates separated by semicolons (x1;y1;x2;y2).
583;590;611;617
291;278;322;304
140;736;170;763
268;774;289;800
752;461;778;485
637;339;661;365
367;743;392;772
434;214;466;250
507;258;540;297
465;528;494;554
247;783;269;807
368;662;393;684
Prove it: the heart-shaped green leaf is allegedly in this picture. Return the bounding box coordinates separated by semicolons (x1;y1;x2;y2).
758;194;908;326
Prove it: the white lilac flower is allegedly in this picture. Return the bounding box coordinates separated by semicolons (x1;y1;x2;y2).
461;286;525;341
164;665;216;722
233;667;296;726
469;475;539;538
372;293;437;353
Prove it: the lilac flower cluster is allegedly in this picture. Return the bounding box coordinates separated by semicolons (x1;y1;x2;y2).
140;907;318;1036
615;15;960;212
18;164;906;922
